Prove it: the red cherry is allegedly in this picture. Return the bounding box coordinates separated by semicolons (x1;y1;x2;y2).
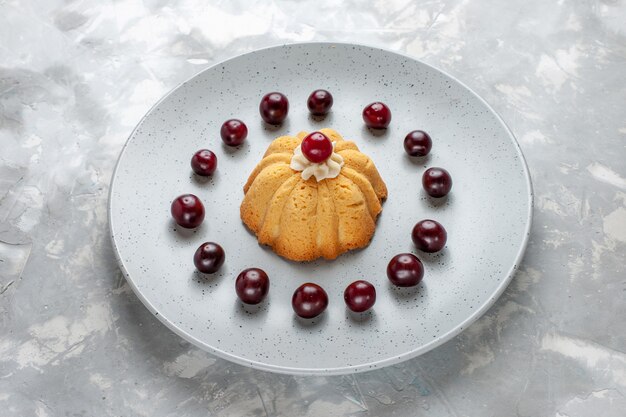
259;92;289;125
412;220;447;253
235;268;270;305
171;194;205;228
301;131;333;163
387;253;424;287
344;280;376;313
292;283;328;319
193;242;225;273
422;167;452;198
307;89;333;116
362;102;391;129
191;149;217;176
220;119;248;147
404;130;432;157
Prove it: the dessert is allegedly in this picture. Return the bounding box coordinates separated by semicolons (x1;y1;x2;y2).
292;283;328;318
171;194;205;228
307;89;333;116
194;242;225;273
344;280;376;312
191;149;217;176
404;130;432;157
412;219;447;253
240;128;388;261
170;88;454;323
260;92;289;124
221;119;248;147
423;167;452;197
362;102;391;129
235;268;270;304
387;253;424;287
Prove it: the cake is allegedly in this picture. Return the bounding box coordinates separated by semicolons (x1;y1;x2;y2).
240;128;387;261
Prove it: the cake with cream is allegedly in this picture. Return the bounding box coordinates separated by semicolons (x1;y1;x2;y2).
240;128;387;261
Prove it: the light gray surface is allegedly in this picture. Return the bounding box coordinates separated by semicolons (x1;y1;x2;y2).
109;43;532;374
0;0;624;415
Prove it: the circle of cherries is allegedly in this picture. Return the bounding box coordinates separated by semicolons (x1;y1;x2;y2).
171;88;453;321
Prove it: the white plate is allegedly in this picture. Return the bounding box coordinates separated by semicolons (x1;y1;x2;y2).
109;42;532;375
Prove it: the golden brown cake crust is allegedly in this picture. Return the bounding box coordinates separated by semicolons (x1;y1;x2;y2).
240;128;387;261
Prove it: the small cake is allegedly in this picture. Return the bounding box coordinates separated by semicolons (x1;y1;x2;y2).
240;128;387;261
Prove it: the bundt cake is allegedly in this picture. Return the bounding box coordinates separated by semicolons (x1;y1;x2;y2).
240;128;387;261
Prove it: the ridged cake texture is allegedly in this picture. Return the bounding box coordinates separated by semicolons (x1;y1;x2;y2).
241;128;387;261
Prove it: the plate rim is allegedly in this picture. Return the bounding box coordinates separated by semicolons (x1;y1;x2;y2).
108;41;534;375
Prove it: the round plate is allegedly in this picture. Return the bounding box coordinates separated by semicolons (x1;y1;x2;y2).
109;42;532;375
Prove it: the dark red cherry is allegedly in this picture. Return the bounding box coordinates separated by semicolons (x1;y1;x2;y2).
235;268;270;304
307;89;333;116
259;92;289;125
344;280;376;313
422;167;452;198
301;131;333;163
412;220;447;253
292;283;328;319
171;194;205;228
362;102;391;129
387;253;424;287
191;149;217;176
404;130;432;157
220;119;248;147
193;242;225;273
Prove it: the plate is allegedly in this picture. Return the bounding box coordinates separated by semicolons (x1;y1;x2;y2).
109;42;532;375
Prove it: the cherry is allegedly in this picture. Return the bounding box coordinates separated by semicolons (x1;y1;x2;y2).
292;283;328;319
362;102;391;129
301;131;333;163
307;89;333;116
171;194;205;228
387;253;424;287
259;92;289;125
193;242;225;273
412;220;447;253
404;130;432;157
235;268;270;304
344;280;376;313
220;119;248;147
191;149;217;176
422;167;452;198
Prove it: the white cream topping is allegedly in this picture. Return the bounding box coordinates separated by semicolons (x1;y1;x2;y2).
290;141;344;182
